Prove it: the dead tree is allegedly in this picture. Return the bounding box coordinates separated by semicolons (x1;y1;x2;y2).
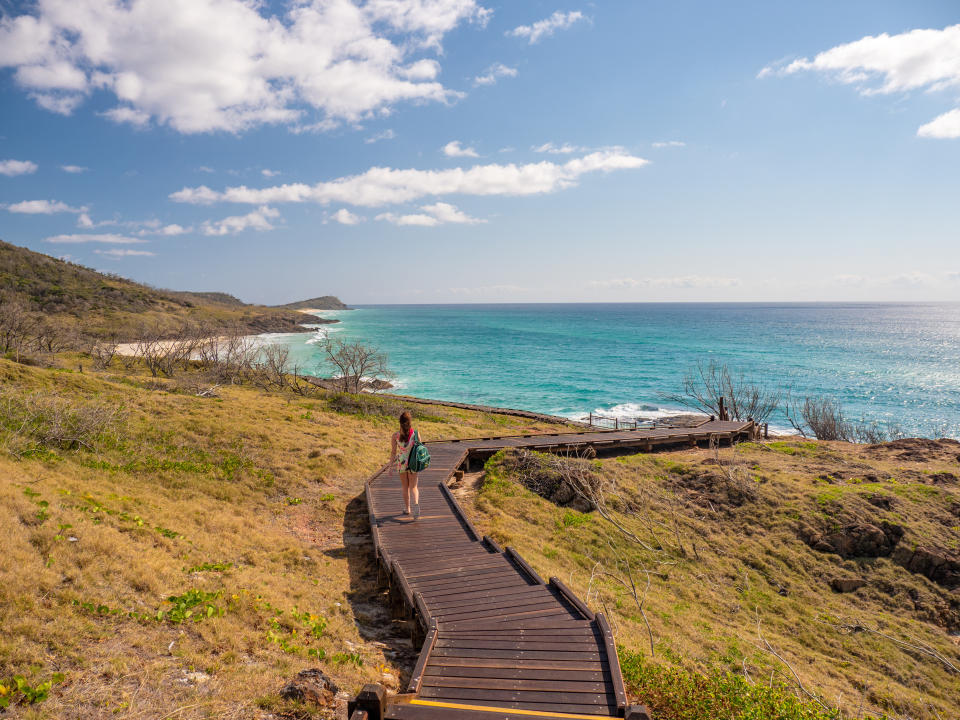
318;332;390;393
90;336;120;369
254;344;291;390
196;328;258;384
663;360;781;423
0;300;38;362
786;394;901;443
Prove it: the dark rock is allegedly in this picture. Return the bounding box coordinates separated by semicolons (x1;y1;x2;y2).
865;493;894;510
892;546;960;589
831;577;865;593
803;521;903;558
280;668;339;706
567;496;595;513
549;481;576;506
929;472;958;485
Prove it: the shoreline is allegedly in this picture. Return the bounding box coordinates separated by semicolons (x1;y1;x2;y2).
350;388;751;432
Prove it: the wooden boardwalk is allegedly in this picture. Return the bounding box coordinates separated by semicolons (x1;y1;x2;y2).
352;420;753;720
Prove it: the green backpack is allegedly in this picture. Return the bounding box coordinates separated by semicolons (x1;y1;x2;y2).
407;430;431;472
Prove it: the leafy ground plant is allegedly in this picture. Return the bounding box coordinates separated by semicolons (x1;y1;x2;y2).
0;673;64;709
618;648;886;720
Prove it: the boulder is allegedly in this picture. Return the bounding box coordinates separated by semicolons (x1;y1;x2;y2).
280;668;339;707
830;577;865;593
549;481;576;506
803;521;903;558
892;546;960;589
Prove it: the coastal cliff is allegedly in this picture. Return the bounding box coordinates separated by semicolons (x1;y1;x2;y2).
0;239;342;337
278;295;350;311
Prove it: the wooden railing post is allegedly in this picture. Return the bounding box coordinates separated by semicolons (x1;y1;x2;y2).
347;684;386;720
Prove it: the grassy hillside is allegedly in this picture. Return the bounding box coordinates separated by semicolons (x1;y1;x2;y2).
0;355;566;718
0;240;341;338
460;442;960;719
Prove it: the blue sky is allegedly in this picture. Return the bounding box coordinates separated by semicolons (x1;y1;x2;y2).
1;0;958;304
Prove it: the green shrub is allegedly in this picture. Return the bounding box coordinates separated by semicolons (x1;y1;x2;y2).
618;647;886;720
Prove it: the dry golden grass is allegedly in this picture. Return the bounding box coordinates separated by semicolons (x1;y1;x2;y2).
466;440;960;720
0;357;564;719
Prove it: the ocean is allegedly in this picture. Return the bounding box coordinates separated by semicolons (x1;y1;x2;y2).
268;303;960;439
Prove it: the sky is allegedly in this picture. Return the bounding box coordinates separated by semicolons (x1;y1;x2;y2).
0;0;959;305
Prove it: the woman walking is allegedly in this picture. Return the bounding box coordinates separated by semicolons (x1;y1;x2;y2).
391;411;420;519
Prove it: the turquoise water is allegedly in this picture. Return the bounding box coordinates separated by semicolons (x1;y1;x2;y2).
271;303;960;438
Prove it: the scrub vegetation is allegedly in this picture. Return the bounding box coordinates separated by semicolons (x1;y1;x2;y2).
0;354;562;719
464;440;960;720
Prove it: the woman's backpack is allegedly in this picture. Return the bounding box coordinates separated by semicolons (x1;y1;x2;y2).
407;430;431;472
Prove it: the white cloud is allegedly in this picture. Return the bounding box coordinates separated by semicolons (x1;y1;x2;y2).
6;199;86;214
31;92;83;115
917;108;960;139
883;271;937;287
61;164;88;173
201;206;279;236
420;202;483;224
377;201;483;226
197;166;215;174
331;208;362;225
831;271;956;287
0;0;488;134
443;140;479;157
170;185;221;205
507;10;585;44
158;223;190;236
102;106;151;127
262;169;281;178
0;159;37;176
474;63;517;86
652;140;685;148
375;211;439;226
77;213;121;229
44;233;147;244
590;276;741;289
760;24;960;138
171;150;649;208
532;142;582;154
363;0;491;49
366;129;396;143
94;248;156;257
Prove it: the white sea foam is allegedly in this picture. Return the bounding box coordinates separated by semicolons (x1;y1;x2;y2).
578;402;795;435
593;403;680;420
